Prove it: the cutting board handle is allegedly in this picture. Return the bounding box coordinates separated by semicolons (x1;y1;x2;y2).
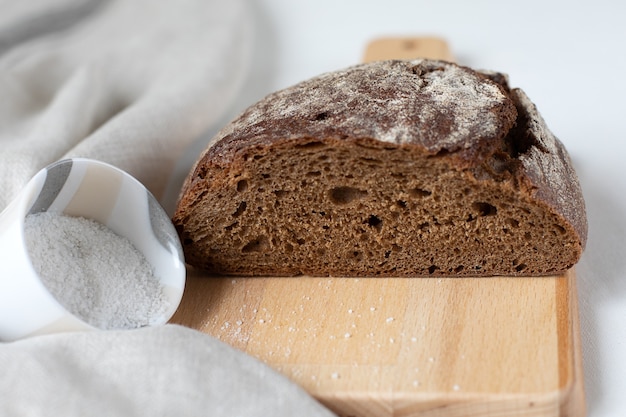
362;36;454;63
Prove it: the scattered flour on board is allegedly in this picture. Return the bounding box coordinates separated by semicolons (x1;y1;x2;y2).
24;211;168;330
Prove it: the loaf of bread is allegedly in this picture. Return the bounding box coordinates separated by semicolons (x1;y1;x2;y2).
173;59;587;277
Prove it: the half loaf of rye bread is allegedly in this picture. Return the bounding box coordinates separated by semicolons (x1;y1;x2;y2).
173;59;587;277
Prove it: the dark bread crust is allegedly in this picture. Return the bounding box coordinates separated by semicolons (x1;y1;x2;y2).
174;59;587;276
191;60;517;172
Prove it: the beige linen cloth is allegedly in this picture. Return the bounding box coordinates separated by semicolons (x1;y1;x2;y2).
0;0;247;209
0;1;335;416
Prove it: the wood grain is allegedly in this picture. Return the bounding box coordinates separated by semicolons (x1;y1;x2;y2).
171;270;584;417
170;38;585;417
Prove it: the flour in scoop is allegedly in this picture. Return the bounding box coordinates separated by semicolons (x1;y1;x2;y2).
24;211;168;330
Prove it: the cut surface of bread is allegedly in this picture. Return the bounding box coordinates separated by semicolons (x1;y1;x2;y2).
173;59;587;277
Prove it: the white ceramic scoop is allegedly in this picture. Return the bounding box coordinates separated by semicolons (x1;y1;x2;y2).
0;158;186;341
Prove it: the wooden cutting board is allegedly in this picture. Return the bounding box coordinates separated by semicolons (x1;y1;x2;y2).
170;38;585;417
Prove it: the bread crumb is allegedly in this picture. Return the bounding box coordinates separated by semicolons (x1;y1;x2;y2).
386;317;394;323
176;59;586;279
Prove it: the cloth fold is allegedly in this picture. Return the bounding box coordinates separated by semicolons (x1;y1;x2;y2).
0;325;336;417
0;0;252;210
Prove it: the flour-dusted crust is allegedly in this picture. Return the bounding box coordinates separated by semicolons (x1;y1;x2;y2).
174;59;587;277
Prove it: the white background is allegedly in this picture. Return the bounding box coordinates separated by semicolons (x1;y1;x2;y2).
177;1;625;416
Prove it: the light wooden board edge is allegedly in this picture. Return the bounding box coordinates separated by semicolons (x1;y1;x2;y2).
558;269;586;417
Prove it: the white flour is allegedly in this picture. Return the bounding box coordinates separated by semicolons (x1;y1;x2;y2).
24;211;168;330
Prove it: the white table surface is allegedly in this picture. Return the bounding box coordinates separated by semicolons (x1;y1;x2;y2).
170;1;626;416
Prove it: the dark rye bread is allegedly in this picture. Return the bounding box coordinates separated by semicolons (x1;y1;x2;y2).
173;59;587;277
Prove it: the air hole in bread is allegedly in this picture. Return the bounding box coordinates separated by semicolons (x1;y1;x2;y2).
472;202;497;216
242;236;270;253
329;186;368;205
236;180;248;192
409;187;431;198
367;215;383;231
506;218;520;228
233;201;246;217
